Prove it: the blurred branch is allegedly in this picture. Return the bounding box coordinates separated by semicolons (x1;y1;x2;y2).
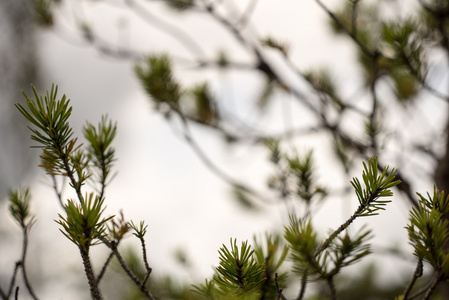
20;226;39;300
296;271;307;300
315;0;374;57
235;0;259;29
51;174;65;209
125;0;207;60
105;241;156;300
0;262;19;300
169;101;275;205
96;251;114;285
403;258;423;299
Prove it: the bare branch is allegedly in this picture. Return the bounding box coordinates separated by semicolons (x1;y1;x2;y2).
403;259;423;299
125;0;207;60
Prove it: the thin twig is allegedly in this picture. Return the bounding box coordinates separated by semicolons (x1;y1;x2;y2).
422;270;444;300
368;52;380;153
20;227;39;300
351;0;359;37
125;0;207;60
200;0;321;116
96;251;115;285
105;242;155;300
403;258;423;299
274;273;283;300
167;102;274;205
296;271;308;300
327;276;337;300
51;175;65;209
314;202;365;257
408;270;443;300
235;0;259;29
315;0;374;57
6;262;21;298
79;247;103;300
137;236;152;286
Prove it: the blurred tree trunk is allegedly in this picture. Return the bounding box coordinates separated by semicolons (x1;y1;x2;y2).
435;114;449;194
0;0;40;196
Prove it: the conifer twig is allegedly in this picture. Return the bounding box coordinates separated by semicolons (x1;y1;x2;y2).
403;258;423;299
20;227;39;300
96;251;115;285
422;270;444;300
105;241;155;300
137;235;152;285
79;248;102;300
296;271;307;300
0;287;7;300
4;262;20;299
313;202;365;257
274;273;283;300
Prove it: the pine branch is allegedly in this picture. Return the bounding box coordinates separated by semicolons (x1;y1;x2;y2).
96;251;115;285
79;247;103;300
20;227;39;300
105;241;155;300
296;271;307;300
403;259;423;299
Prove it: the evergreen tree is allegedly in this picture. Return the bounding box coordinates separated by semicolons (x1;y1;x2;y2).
4;0;449;299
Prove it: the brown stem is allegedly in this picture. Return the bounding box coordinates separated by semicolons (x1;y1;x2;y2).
106;242;155;300
138;237;152;285
403;259;423;299
422;270;443;300
327;276;337;300
274;273;283;300
20;227;38;300
296;271;307;300
314;203;365;257
96;251;115;285
79;247;103;300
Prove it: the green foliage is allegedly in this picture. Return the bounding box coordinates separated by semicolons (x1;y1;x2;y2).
231;185;260;211
16;84;74;156
381;18;425;101
189;82;219;125
164;0;194;11
83;115;117;195
329;1;380;50
194;239;266;299
303;68;344;111
284;217;321;279
14;85;158;300
253;234;289;299
16;85;90;195
134;55;181;116
407;188;449;275
350;156;400;217
107;211;131;242
11;0;449;298
10;87;449;299
266;142;327;205
323;227;372;276
33;0;55;26
9;188;35;229
56;192;113;253
213;239;266;297
284;216;372;281
260;36;290;56
129;220;149;239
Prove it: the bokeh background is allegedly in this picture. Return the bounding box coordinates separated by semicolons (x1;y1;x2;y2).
0;0;442;299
